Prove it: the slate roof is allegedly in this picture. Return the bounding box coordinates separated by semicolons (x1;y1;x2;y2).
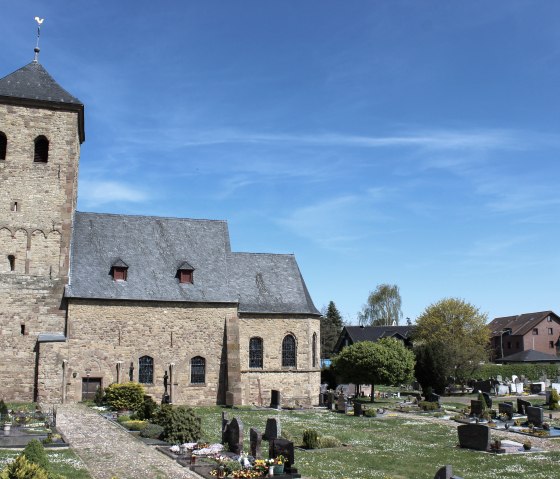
499;349;560;363
66;212;320;316
488;311;559;337
0;61;85;142
228;252;320;315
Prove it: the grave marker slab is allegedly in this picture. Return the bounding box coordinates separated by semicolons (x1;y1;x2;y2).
482;392;492;409
434;465;464;479
526;406;544;427
457;424;491;451
270;439;296;473
470;400;483;417
530;383;545;394
270;390;281;409
517;398;531;415
498;402;514;419
250;428;262;458
263;417;281;441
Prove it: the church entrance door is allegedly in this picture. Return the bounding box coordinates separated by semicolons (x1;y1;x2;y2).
81;378;102;401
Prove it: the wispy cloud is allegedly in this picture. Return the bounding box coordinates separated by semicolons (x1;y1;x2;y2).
78;180;150;208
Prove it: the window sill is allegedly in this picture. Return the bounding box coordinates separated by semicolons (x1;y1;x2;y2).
189;383;206;387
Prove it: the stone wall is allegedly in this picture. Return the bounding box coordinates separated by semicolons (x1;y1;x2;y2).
39;299;238;404
0;102;80;401
238;316;321;407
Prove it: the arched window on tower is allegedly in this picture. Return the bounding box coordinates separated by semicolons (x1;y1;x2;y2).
0;132;6;161
7;255;15;272
34;136;49;163
138;355;154;384
312;332;317;368
191;356;206;384
249;337;263;368
282;334;297;368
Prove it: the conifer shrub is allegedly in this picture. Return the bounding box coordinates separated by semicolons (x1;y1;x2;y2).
550;388;560;410
0;454;49;479
318;435;341;448
139;423;164;439
153;405;201;443
134;395;158;420
104;382;144;411
23;440;49;471
0;399;8;418
302;429;319;449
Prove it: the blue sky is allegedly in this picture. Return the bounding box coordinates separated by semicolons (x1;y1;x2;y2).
2;1;560;323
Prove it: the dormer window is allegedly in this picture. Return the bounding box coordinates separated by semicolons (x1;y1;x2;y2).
111;259;128;281
177;261;194;284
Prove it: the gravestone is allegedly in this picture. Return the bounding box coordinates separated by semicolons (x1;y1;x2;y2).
551;383;560;393
270;390;281;409
225;391;235;407
517;398;531;415
223;417;244;454
514;382;524;394
434;465;464;479
250;428;262;458
530;383;545;394
472;380;492;394
511;374;518;383
470;400;484;417
221;412;230;444
482;392;492;409
270;439;296;473
263;417;281;441
353;401;363;416
496;375;503;382
457;424;491;451
526;406;544;427
336;393;346;413
498;402;514;420
326;391;334;410
496;384;509;396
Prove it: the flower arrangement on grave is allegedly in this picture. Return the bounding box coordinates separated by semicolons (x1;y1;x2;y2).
523;440;532;451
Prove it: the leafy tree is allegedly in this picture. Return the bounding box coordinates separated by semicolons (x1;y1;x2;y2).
414;342;448;395
358;284;402;326
332;338;415;402
414;298;490;390
320;301;344;359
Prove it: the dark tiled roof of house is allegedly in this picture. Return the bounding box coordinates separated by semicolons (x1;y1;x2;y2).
345;325;415;343
0;61;85;142
0;61;82;105
66;212;319;316
499;349;560;363
488;311;558;337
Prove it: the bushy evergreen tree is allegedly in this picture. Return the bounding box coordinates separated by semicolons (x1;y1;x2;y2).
320;301;344;359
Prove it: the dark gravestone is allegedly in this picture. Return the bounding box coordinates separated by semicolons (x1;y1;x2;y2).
250;428;262;458
470;400;484;417
545;390;552;405
482;392;492;409
517;398;532;415
270;390;281;409
263;417;281;441
223;417;243;454
530;383;544;394
221;412;230;444
354;401;363;416
270;439;296;473
434;465;464;479
457;424;491;451
326;391;334;410
498;402;514;419
526;406;544;427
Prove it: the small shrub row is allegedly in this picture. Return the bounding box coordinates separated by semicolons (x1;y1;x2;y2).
419;401;439;411
302;429;341;449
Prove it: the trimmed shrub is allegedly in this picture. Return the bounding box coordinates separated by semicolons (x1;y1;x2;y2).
93;386;105;406
318;435;341;448
364;409;377;418
550;389;560;410
0;455;49;479
153;405;201;443
139;423;164;439
116;415;131;424
121;420;147;431
302;429;319;449
23;440;49;471
419;401;439;411
134;395;158;421
104;382;144;411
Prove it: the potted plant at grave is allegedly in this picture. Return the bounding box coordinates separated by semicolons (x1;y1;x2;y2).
272;455;286;475
523;440;532;451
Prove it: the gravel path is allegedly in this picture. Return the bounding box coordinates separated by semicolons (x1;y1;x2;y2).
56;404;201;479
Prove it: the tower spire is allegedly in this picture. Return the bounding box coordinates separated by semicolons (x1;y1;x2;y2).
33;17;44;63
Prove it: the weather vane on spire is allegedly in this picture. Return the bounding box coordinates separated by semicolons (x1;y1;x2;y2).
33;16;44;62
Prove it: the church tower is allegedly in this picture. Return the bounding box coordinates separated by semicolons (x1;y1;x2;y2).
0;55;84;400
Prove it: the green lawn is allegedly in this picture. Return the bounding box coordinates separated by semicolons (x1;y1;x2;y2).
0;449;92;479
194;406;560;479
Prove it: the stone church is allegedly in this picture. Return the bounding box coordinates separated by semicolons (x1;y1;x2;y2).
0;54;321;406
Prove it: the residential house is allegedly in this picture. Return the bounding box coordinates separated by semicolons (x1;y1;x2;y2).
333;325;415;355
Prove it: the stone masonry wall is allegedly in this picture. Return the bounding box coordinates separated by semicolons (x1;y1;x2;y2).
0;103;80;401
238;316;321;407
39;299;238;405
